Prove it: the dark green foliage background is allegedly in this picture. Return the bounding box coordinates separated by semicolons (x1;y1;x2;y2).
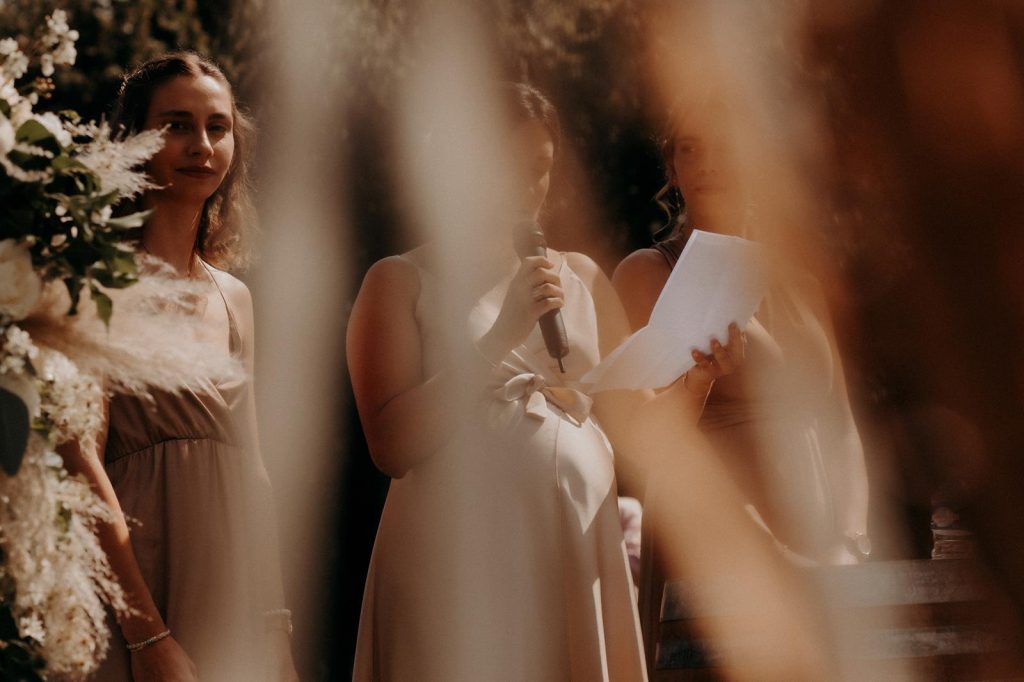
0;0;266;121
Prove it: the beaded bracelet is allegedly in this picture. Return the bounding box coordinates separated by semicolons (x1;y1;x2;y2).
126;628;171;652
264;608;294;636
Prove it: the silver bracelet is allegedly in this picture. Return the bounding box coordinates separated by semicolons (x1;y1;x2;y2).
126;628;171;652
264;608;294;636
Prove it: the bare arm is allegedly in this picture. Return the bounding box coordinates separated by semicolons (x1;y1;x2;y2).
612;248;740;391
58;406;198;679
346;257;478;479
57;409;165;643
348;253;567;479
610;248;670;332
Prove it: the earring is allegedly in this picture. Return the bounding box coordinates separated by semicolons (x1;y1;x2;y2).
672;186;685;210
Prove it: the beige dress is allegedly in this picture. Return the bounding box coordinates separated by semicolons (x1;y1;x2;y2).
353;253;647;681
95;272;286;681
638;236;863;667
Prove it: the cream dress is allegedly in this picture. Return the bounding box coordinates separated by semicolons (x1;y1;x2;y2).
353;252;647;681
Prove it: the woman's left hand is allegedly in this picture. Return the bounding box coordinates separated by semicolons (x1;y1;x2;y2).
683;322;746;395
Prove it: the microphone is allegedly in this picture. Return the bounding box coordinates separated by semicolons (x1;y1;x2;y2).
513;220;569;373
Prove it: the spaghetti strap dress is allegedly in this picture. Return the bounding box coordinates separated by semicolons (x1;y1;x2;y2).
639;235;856;666
94;265;287;681
353;252;647;681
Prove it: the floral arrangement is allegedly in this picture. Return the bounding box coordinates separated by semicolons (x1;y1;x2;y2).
1;10;163;327
0;11;241;680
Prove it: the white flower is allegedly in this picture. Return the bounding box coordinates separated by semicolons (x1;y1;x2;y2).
0;240;42;321
0;114;13;158
0;40;28;82
0;323;39;382
35;112;72;148
0;436;126;676
2;325;38;361
9;95;31;126
52;40;77;68
40;54;54;78
37;349;103;445
46;10;71;36
0;77;18;105
41;10;79;70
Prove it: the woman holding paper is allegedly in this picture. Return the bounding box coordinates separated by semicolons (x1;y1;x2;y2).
347;83;749;681
612;117;871;567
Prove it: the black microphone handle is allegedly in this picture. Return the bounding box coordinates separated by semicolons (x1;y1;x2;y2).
539;308;569;365
513;221;570;372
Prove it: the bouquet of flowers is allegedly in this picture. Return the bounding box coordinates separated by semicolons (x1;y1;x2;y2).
0;11;241;679
1;11;163;328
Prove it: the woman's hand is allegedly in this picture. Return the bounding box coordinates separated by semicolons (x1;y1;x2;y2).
683;322;746;395
129;635;199;682
478;255;564;363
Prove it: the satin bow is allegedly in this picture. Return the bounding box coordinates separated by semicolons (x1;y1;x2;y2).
490;372;593;429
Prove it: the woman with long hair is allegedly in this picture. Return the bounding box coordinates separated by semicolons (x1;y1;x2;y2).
347;82;741;681
57;52;297;681
613;104;871;655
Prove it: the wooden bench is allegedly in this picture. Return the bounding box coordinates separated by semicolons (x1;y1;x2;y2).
652;559;1023;680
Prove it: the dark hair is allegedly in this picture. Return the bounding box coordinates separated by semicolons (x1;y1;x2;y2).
112;51;255;271
654;127;689;242
503;82;561;156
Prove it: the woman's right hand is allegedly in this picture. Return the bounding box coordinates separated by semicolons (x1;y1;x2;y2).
130;635;199;682
683;322;746;395
480;255;564;362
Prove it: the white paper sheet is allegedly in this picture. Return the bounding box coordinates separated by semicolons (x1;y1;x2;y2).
581;230;766;393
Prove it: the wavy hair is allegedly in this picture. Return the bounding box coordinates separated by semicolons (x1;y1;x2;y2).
112;51;256;271
653;127;689;243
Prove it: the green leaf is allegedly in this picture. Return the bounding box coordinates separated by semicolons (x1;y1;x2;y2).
51;155;86;172
110;250;138;276
57;502;72;534
90;286;113;327
63;277;82;316
16;119;64;157
104;211;150;229
16;119;52;143
93;190;121;209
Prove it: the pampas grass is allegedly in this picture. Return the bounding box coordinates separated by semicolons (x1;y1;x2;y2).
20;255;244;400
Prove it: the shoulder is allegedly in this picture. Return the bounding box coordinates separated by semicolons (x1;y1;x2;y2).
206;265;253;318
564;251;620;300
611;248;671;292
358;254;421;306
563;251;624;311
563;250;603;284
611;248;672;329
